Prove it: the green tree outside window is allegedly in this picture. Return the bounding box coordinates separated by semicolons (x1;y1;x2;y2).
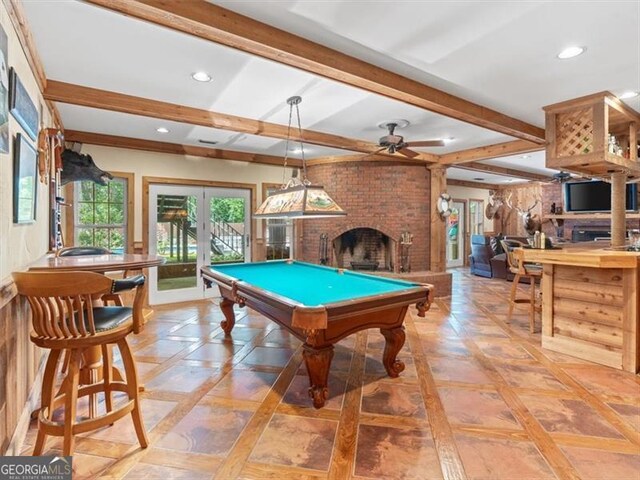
75;179;127;252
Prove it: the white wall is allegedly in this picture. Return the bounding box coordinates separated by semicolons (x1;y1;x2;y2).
0;4;53;282
446;185;494;233
79;144;289;242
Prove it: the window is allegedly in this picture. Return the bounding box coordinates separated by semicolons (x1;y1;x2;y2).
264;185;294;260
74;178;128;253
469;199;485;236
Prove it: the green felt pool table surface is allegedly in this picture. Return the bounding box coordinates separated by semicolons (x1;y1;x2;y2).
209;261;420;306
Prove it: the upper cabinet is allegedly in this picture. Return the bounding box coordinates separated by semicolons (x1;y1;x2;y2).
544;92;640;178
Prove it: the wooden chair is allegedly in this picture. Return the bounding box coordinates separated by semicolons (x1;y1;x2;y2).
12;271;149;456
500;240;542;333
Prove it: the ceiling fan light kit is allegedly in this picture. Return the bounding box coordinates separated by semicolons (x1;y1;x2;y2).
254;96;346;219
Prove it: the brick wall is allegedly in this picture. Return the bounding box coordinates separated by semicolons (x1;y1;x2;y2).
301;162;431;271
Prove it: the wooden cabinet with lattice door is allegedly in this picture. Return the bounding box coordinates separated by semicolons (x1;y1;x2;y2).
544;91;640;178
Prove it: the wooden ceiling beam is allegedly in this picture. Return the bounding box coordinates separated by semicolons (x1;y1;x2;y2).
446;178;501;190
439;139;544;165
454;161;552;182
84;0;545;144
306;153;429;166
63;130;303;167
46;80;437;162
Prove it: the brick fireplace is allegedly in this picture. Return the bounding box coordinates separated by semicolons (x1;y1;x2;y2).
333;228;395;271
301;161;431;272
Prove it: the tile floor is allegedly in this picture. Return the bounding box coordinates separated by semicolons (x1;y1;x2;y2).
20;269;640;479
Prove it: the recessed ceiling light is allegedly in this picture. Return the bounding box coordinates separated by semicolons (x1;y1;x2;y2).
557;46;585;59
473;177;485;181
156;127;169;134
619;91;639;100
191;71;212;82
442;137;455;144
521;155;531;159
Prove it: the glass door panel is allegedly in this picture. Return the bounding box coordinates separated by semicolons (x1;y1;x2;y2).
446;201;465;268
206;188;251;266
149;184;252;305
149;185;203;304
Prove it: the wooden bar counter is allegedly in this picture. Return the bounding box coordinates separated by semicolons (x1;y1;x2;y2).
518;246;639;372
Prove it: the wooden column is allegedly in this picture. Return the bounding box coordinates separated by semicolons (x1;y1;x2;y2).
429;166;447;272
611;171;627;248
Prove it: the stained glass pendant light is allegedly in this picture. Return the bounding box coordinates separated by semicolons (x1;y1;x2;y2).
254;96;346;219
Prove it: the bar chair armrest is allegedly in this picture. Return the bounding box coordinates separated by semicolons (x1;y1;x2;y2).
112;274;145;293
111;275;147;334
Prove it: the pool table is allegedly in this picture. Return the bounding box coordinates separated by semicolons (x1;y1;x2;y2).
201;260;433;408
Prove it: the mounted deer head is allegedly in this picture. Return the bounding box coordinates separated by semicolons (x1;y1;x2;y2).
508;196;542;235
485;191;512;220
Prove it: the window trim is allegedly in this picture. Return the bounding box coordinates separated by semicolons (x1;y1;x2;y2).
64;171;134;254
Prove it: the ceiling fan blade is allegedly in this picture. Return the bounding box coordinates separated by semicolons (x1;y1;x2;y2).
406;140;446;147
399;148;420;158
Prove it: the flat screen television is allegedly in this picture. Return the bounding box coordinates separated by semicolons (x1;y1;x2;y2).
564;180;638;212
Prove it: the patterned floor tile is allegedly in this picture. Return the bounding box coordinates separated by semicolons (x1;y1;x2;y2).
145;364;217;393
519;395;624;438
156;404;253;455
455;434;556;480
185;342;245;363
429;356;492;384
495;362;567;391
283;373;347;410
361;380;427;418
206;370;279;402
608;402;640;432
134;339;196;359
354;425;442;479
563;365;640;398
85;398;177;444
240;346;296;368
122;463;213;479
249;414;337;470
438;387;520;429
561;446;640;480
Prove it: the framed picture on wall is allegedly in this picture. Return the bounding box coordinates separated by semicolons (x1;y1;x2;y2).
9;67;38;141
0;25;9;153
13;133;38;223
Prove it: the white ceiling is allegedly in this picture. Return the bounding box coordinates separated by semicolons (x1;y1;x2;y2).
23;0;512;154
218;0;640;125
21;1;640;184
447;167;528;185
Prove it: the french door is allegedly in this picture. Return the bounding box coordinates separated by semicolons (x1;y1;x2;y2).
446;200;466;268
149;184;251;305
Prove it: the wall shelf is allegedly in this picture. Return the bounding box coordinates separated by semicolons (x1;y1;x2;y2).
546;213;640;220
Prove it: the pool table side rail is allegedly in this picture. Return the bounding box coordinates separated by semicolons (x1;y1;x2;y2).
201;266;433;330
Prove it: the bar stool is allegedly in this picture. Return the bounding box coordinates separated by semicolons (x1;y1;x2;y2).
500;240;542;333
56;247;124;306
13;271;149;456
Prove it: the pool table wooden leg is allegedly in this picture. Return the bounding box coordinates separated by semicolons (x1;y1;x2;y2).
302;344;334;409
381;326;406;377
219;297;236;335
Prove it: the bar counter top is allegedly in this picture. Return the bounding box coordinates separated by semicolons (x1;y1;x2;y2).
519;246;640;269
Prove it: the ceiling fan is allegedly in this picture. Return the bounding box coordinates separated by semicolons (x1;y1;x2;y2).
376;121;446;157
550;171;572;183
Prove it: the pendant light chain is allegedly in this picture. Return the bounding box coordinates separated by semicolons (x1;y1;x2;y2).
282;99;295;187
293;101;308;182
